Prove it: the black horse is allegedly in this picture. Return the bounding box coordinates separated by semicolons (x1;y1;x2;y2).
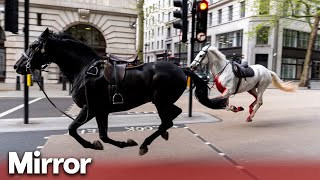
14;28;227;155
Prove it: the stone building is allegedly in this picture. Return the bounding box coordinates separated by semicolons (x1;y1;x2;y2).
0;0;137;83
145;0;320;87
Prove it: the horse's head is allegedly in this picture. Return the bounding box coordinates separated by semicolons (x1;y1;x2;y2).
190;45;227;71
14;28;51;75
190;45;211;70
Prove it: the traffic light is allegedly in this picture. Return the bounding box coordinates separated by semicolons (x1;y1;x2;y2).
5;0;19;34
196;0;208;42
173;0;188;43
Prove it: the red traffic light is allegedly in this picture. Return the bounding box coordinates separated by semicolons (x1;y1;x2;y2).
199;2;208;11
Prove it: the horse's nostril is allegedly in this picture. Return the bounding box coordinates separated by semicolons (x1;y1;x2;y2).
13;65;18;70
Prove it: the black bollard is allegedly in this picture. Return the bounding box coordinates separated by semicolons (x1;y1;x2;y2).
16;76;21;90
69;83;72;95
62;76;67;91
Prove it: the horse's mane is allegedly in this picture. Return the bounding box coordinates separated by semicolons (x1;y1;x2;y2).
208;46;227;61
48;31;100;58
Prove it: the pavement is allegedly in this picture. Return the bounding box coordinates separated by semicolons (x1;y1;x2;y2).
1;82;320;179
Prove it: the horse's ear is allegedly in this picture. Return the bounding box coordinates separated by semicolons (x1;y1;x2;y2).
40;28;50;39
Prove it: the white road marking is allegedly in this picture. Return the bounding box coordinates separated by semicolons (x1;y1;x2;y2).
37;146;44;149
44;137;49;139
218;153;226;156
0;97;43;118
236;166;245;170
205;142;211;145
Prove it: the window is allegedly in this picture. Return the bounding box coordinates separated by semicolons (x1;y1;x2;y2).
217;30;243;48
281;58;304;79
161;40;164;49
168;12;171;21
218;9;222;24
158;27;160;36
256;26;270;45
228;6;233;21
259;0;270;15
283;29;309;49
209;12;213;26
37;13;42;26
157;41;159;49
166;43;171;51
312;61;320;80
167;27;171;38
240;1;245;18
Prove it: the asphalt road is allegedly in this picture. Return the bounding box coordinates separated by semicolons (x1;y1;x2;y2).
0;97;73;119
0;97;74;162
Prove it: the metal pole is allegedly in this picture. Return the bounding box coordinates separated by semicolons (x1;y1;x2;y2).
24;0;29;124
188;0;196;117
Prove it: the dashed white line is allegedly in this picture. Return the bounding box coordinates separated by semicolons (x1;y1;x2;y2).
236;166;245;170
185;126;259;180
36;146;44;149
0;97;43;118
44;137;49;139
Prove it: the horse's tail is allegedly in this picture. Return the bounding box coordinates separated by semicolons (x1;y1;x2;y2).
182;68;228;109
269;71;297;92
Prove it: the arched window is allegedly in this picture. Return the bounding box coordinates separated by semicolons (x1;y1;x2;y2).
65;24;106;56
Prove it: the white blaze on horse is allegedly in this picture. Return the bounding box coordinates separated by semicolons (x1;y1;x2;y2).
190;45;297;122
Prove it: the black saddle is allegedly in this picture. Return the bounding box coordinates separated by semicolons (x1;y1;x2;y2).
86;54;142;105
230;61;255;94
231;61;254;78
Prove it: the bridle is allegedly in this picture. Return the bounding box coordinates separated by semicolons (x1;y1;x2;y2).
23;37;51;73
192;45;230;79
192;45;211;68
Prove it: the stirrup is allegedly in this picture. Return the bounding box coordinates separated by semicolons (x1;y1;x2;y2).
112;93;124;104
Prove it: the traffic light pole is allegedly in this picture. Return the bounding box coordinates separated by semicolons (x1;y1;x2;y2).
24;0;29;124
188;0;197;118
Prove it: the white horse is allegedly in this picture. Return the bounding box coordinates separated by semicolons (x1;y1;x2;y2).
190;45;296;122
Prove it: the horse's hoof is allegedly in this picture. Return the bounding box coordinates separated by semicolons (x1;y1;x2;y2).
93;140;104;150
127;139;138;146
246;117;252;122
161;132;169;141
238;106;244;111
139;147;149;156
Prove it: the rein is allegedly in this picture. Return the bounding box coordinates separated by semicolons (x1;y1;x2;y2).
29;70;75;121
212;61;230;78
23;40;76;121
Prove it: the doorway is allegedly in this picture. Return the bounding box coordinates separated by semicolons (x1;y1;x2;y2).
255;54;268;68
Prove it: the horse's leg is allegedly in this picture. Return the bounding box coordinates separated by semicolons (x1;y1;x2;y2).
247;89;258;114
68;106;103;150
139;104;181;156
246;85;267;122
220;90;243;113
95;113;138;148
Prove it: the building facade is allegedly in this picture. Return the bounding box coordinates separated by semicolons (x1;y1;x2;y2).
144;0;320;85
0;0;137;83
